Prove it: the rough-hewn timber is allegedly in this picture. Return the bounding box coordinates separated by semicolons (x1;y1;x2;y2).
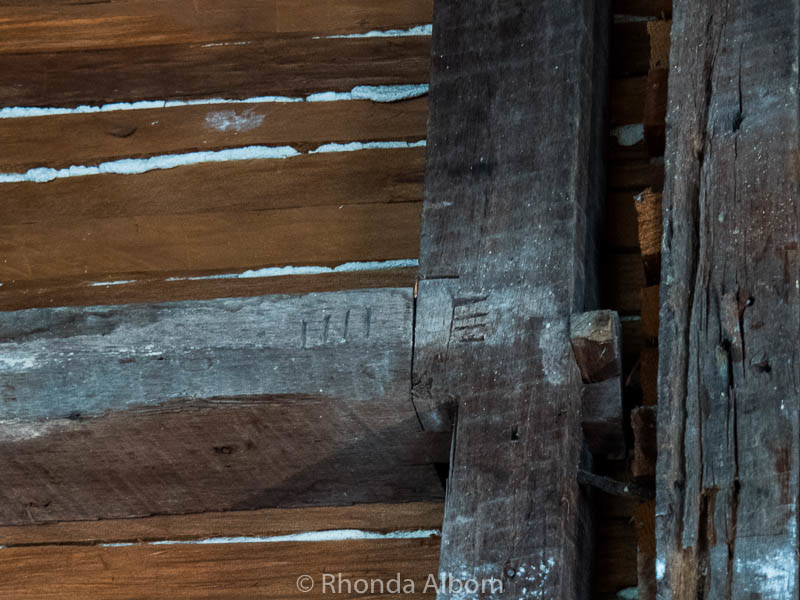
0;289;446;524
411;1;609;598
657;0;800;597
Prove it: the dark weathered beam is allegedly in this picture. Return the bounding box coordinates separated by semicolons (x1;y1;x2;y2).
0;289;446;524
411;1;609;597
657;0;800;597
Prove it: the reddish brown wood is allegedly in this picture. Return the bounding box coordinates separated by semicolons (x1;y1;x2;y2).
0;36;430;108
0;502;443;547
0;268;417;312
0;0;433;53
0;538;441;599
0;99;428;172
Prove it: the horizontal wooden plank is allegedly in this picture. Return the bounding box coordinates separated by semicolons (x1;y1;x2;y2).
0;0;433;54
0;268;418;312
0;98;428;172
0;502;443;547
0;289;447;524
0;147;424;225
0;36;431;108
0;537;440;599
0;397;448;524
0;148;424;308
0;201;420;283
0;153;423;283
0;289;413;420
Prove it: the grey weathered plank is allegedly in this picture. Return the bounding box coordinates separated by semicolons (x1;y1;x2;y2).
657;0;800;598
0;288;447;524
411;1;609;598
0;289;409;421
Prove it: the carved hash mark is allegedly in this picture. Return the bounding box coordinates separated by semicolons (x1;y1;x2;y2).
451;296;491;343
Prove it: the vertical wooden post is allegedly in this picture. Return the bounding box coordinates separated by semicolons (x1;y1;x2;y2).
412;1;610;597
657;1;800;597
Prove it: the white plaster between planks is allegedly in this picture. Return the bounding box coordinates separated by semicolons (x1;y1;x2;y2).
0;84;429;120
0;146;300;183
84;259;418;289
321;24;432;39
0;140;425;183
612;123;645;146
94;529;440;548
162;259;419;283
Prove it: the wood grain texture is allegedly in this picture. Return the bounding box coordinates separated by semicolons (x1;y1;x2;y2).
0;289;411;420
0;36;430;108
0;148;423;225
0;149;423;287
0;289;446;523
657;0;800;597
0;0;433;53
0;98;428;172
411;1;609;598
0;201;420;282
0;268;418;312
0;537;441;599
0;502;443;546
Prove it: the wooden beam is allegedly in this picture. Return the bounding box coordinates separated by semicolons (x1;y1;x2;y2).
0;289;446;524
411;1;609;597
657;0;800;597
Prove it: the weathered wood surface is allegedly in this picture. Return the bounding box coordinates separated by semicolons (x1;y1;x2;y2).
657;0;800;597
0;289;446;523
571;311;626;459
0;98;428;172
0;502;443;546
411;0;609;598
0;37;430;108
0;537;441;599
0;0;433;53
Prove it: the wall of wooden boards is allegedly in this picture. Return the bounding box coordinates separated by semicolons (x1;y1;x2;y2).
0;0;666;597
